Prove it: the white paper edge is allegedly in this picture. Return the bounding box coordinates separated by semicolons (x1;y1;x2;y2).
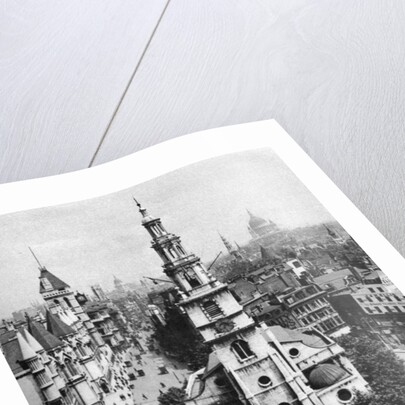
1;119;404;404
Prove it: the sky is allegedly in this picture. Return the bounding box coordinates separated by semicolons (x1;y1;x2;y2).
0;148;335;318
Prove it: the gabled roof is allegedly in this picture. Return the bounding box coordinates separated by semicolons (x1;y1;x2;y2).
16;331;37;361
202;353;222;380
39;267;70;293
1;335;26;375
46;311;75;338
27;318;63;351
20;328;44;353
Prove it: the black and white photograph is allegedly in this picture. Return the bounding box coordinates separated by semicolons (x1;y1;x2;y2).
1;144;404;405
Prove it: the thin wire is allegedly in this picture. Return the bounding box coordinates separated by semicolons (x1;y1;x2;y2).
88;0;172;167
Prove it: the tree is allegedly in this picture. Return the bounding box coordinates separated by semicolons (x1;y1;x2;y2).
158;387;186;405
337;334;405;405
152;301;210;370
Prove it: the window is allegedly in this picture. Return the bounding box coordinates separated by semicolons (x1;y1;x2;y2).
231;340;254;360
375;306;382;313
384;306;393;312
377;287;384;292
202;300;223;319
77;345;87;357
289;348;300;358
154;225;163;235
184;269;201;288
365;307;373;314
64;360;79;378
337;388;353;403
333;316;344;325
64;297;72;308
292;261;301;268
258;375;272;388
394;306;401;312
369;288;375;293
296;292;305;300
168;247;178;259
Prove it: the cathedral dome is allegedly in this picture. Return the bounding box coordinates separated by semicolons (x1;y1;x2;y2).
247;211;267;228
308;363;347;389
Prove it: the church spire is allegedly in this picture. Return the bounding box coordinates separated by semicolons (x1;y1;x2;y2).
219;232;244;260
135;199;214;294
28;246;45;270
133;197;156;224
218;232;234;254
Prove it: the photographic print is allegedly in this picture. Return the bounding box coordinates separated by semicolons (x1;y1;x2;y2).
1;136;404;405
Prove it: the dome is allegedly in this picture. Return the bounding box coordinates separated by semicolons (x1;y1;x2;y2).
247;210;267;228
308;363;347;389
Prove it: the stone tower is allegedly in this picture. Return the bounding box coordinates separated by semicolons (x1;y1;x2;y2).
219;232;244;260
134;199;343;405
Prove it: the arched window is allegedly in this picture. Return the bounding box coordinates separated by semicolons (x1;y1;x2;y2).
64;360;79;378
168;247;178;259
177;245;186;255
64;297;72;308
202;300;222;319
231;340;254;360
184;269;201;288
77;344;87;357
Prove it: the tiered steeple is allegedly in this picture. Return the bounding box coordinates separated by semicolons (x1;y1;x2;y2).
135;199;333;405
219;232;244;260
324;225;344;244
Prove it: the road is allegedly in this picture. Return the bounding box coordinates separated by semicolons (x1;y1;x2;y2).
128;328;191;405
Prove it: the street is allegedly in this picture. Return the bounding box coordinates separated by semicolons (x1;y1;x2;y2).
128;328;191;405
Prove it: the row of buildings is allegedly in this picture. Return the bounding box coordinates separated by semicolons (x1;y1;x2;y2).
1;258;134;405
135;200;372;405
219;211;405;357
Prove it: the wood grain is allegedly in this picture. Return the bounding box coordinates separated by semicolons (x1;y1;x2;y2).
91;0;405;256
0;0;167;182
2;0;405;258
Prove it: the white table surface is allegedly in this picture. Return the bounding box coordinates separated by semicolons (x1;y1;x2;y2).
1;0;405;257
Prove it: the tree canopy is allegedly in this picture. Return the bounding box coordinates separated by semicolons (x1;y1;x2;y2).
158;387;186;405
152;301;210;371
337;334;405;405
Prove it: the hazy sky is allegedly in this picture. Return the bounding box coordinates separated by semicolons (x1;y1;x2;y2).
0;148;335;317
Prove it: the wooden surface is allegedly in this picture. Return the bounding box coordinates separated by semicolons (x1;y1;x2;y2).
1;0;405;257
